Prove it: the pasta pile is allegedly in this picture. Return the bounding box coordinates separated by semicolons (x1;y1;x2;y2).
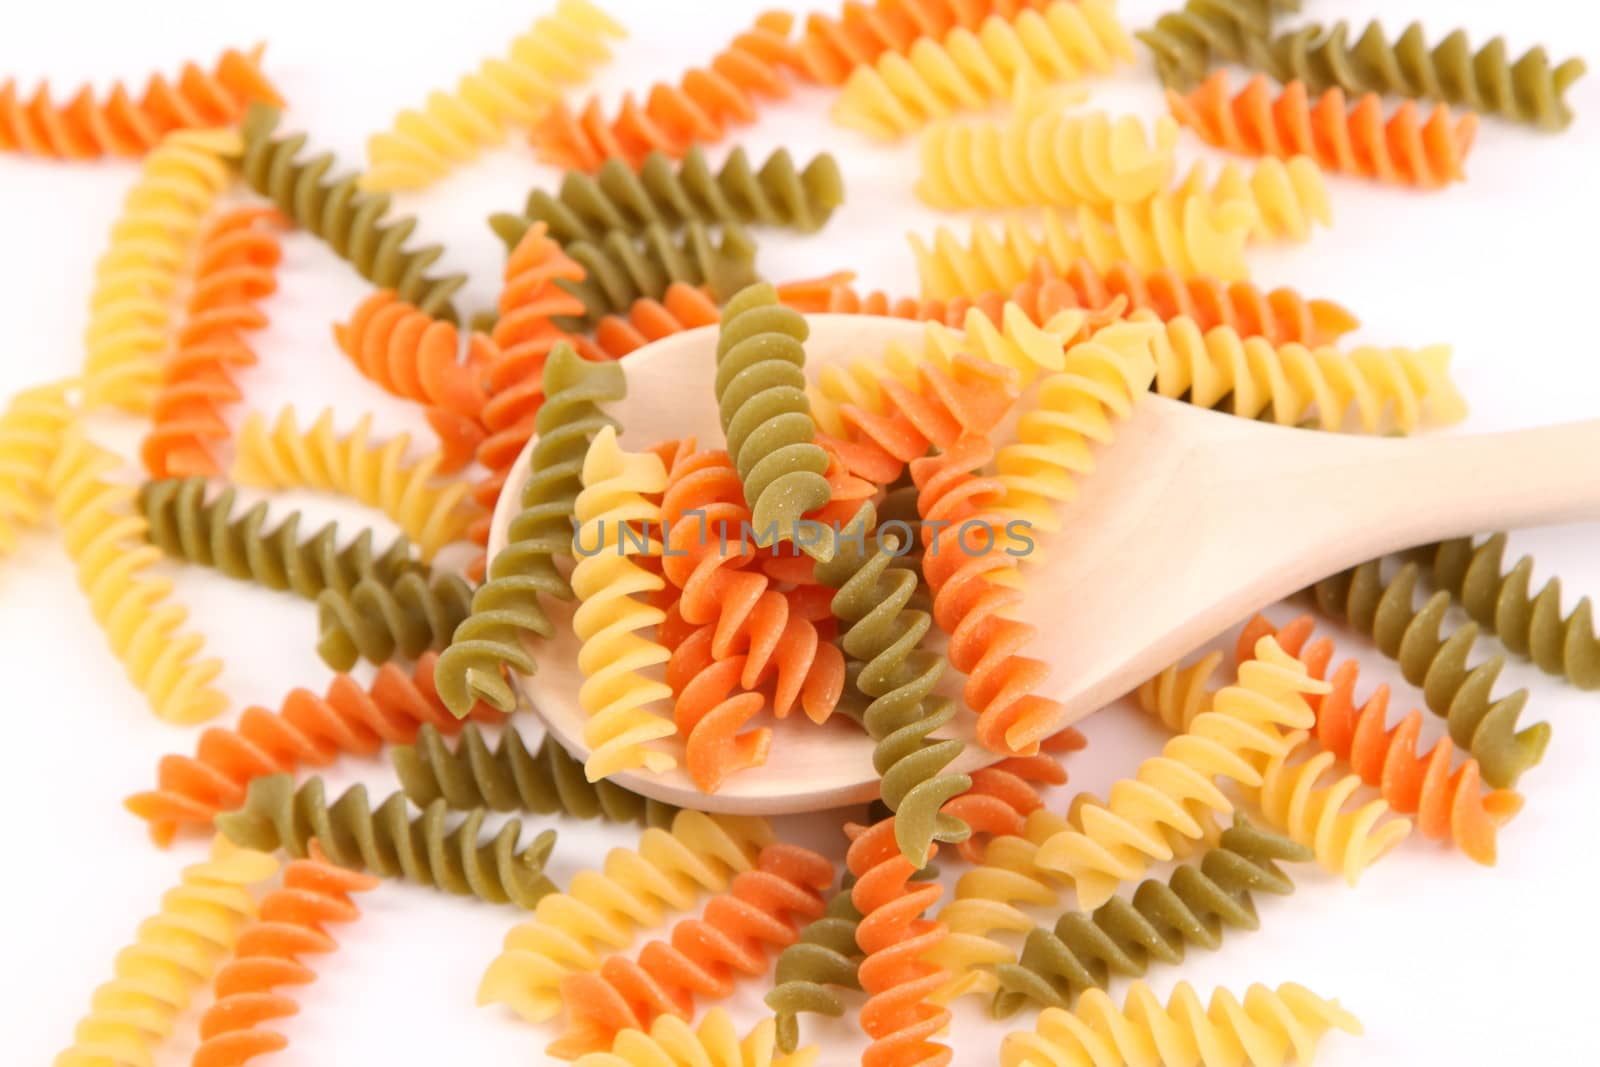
10;0;1591;1064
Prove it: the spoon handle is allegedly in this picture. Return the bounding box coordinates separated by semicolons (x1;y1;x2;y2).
1370;418;1600;543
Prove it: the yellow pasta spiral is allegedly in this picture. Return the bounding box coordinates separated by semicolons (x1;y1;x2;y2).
0;377;75;558
993;319;1158;547
82;127;239;413
910;194;1256;300
479;810;773;1021
53;837;277;1067
833;0;1134;140
926;809;1073;1003
363;0;626;190
1137;649;1224;732
570;425;677;780
231;406;480;560
918;106;1180;211
1035;638;1322;909
48;426;227;724
1001;980;1363;1067
1242;729;1412;885
1145;313;1468;433
1179;155;1331;242
570;1009;815;1067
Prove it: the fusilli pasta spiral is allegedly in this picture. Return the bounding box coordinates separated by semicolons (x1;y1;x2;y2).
767;883;864;1053
217;773;560;908
594;283;722;359
1239;615;1523;865
82;127;240;413
334;289;495;474
1170;72;1479;188
832;0;1133;140
1145;314;1467;434
239;104;466;321
559;222;760;325
48;427;227;724
713;283;833;556
126;653;500;845
918;107;1179;210
911;193;1256;299
1136;0;1296;90
530;11;812;171
1307;559;1550;789
316;570;475;670
1001;980;1362;1067
439;343;625;716
52;837;278;1067
142;206;282;479
1246;20;1586;131
0;377;74;557
571;426;679;779
192;843;377;1067
571;1009;815;1067
472;225;595;567
140;476;420;600
993;819;1309;1016
797;0;1052;84
479;811;774;1022
815;502;972;862
1243;728;1412;885
394;721;678;824
1035;638;1321;908
363;0;626;190
1;45;279;159
1178;155;1331;243
231;406;479;560
498;145;844;247
550;843;832;1057
1418;533;1600;690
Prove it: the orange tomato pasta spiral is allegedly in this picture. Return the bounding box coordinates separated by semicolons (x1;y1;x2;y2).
1238;614;1522;865
658;445;845;732
847;814;952;1067
911;434;1061;756
551;843;833;1059
142;206;283;479
192;844;378;1067
334;289;495;474
1169;71;1479;188
592;283;722;359
472;224;597;570
798;0;1053;85
530;12;812;173
0;45;279;159
124;652;502;846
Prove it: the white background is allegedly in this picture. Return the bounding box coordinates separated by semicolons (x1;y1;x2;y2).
2;1;1597;1063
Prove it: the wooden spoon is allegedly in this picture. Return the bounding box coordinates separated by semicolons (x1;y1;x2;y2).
487;315;1600;814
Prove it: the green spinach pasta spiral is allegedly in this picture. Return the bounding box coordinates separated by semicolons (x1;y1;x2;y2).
1246;21;1586;130
815;501;970;863
315;570;474;670
1417;534;1599;690
1306;560;1550;789
493;145;844;247
239;104;467;320
992;819;1309;1017
393;722;678;826
767;880;865;1054
1138;0;1298;90
140;477;422;600
216;773;558;909
713;282;833;557
556;221;761;324
436;344;626;717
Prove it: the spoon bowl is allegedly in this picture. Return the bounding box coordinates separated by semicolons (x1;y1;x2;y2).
488;315;1600;815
